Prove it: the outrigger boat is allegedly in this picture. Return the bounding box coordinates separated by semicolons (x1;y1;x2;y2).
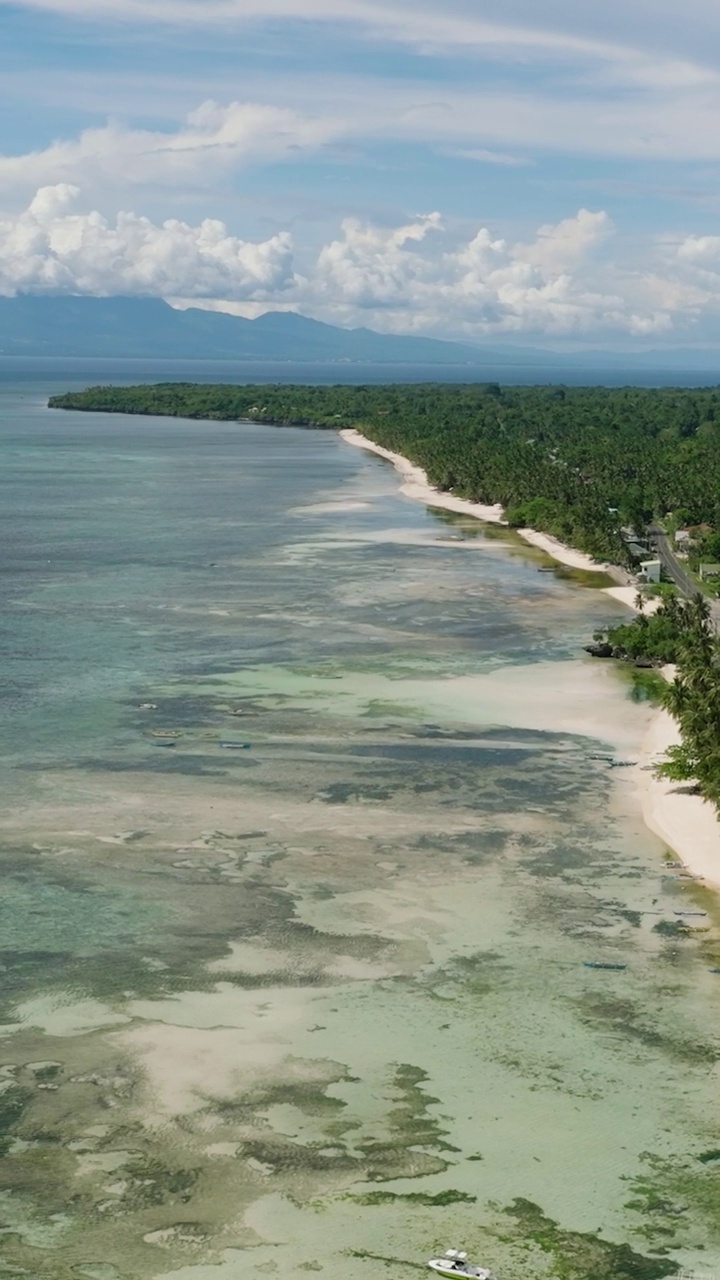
428;1250;494;1279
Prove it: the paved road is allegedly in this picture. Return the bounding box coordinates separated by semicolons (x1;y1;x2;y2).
647;524;699;599
647;524;720;628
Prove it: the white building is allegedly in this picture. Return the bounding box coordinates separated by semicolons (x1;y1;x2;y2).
639;559;662;583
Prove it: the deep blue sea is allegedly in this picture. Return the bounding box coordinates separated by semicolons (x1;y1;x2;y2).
2;354;719;387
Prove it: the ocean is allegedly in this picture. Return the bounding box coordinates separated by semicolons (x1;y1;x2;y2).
1;365;719;1279
2;355;720;387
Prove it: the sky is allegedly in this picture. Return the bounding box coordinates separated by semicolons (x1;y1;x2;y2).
3;0;720;347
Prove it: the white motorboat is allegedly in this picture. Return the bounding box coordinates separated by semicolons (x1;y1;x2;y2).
428;1249;494;1279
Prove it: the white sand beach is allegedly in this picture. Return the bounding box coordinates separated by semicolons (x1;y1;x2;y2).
341;429;720;890
340;428;614;573
635;670;720;890
603;584;662;615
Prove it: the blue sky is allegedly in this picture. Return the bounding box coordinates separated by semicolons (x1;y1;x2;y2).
2;0;720;345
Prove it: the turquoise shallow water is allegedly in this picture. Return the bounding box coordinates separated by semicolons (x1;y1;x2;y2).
1;371;720;1280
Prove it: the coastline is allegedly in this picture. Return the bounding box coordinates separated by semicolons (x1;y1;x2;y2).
340;428;617;575
636;670;720;892
341;427;720;891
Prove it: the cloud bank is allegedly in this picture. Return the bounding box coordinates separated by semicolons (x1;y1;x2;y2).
4;184;712;338
0;186;296;299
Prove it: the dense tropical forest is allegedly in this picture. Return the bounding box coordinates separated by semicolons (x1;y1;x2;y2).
50;381;720;563
596;595;720;806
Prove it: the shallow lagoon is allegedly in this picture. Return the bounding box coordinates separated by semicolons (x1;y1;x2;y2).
1;376;719;1279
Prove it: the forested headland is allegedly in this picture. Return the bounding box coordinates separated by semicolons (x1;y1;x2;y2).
50;381;720;565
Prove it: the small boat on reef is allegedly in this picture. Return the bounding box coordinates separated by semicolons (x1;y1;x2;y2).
428;1250;493;1280
583;960;627;970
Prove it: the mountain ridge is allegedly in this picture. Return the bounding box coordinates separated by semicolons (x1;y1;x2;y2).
1;295;719;370
0;295;489;364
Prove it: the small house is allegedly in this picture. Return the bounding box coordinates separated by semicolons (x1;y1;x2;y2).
638;559;662;584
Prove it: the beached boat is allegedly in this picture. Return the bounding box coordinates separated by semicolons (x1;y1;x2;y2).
583;961;628;970
428;1250;493;1280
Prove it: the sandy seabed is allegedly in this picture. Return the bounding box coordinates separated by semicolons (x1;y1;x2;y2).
341;428;720;891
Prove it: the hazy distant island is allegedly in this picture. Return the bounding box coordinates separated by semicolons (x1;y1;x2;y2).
5;295;720;375
0;295;497;364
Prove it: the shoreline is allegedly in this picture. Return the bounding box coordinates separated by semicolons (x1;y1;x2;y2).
636;670;720;892
340;428;620;578
341;427;720;891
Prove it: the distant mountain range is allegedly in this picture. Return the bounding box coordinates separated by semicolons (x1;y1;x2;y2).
0;295;490;364
0;294;719;371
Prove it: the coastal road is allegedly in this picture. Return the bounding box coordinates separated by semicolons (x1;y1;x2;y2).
647;524;720;629
647;524;700;600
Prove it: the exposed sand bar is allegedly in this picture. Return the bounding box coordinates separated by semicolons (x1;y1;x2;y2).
340;428;615;574
341;429;720;888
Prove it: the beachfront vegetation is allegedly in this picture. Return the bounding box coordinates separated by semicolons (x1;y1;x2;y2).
599;600;688;664
656;595;720;805
599;593;720;807
49;381;720;564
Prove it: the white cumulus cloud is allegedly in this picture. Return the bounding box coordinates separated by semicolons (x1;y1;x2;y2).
305;207;638;335
0;185;297;298
677;235;720;269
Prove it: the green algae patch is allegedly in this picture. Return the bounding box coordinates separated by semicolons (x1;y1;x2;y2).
238;1137;357;1175
626;1150;720;1246
348;1248;419;1270
652;920;692;939
574;992;718;1066
557;567;617;589
377;1064;459;1155
430;950;509;999
0;1085;33;1156
361;700;417;719
353;1189;476;1206
254;1079;349;1117
504;1198;680;1279
117;1156;201;1209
